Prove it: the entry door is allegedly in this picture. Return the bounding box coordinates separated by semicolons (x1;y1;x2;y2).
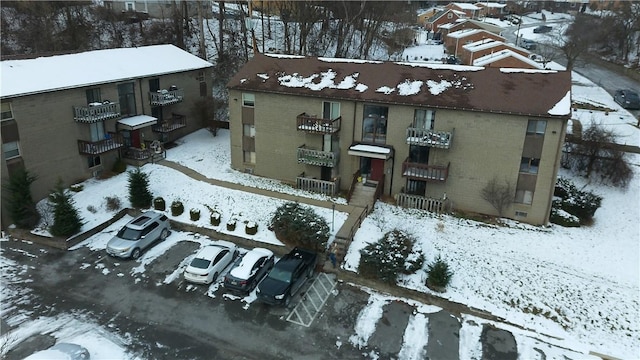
370;159;384;181
131;129;141;148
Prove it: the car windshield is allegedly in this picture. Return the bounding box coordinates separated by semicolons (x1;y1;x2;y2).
626;92;640;101
190;258;211;269
267;268;292;283
117;227;142;240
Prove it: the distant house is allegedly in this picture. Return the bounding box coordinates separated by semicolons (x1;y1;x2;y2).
227;53;571;225
103;0;212;19
424;9;466;36
475;2;508;17
473;50;543;69
438;18;504;39
461;39;530;65
417;7;442;27
446;2;481;18
0;45;213;229
445;29;506;58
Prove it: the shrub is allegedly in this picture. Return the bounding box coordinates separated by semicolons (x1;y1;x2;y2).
426;255;453;291
153;197;166;211
553;177;602;224
2;168;40;229
245;221;258;235
171;201;184;216
269;202;329;251
70;184;84;192
550;200;580;227
87;205;97;214
190;208;201;221
127;168;153;209
105;196;121;212
358;229;421;285
49;180;83;237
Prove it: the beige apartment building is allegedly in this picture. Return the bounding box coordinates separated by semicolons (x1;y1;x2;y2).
227;54;571;225
1;45;213;228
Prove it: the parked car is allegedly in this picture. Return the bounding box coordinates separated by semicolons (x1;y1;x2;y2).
528;53;546;63
184;241;238;284
24;343;90;360
520;39;536;50
533;25;552;33
446;55;460;65
256;247;317;306
106;211;170;259
224;247;275;294
614;89;640;109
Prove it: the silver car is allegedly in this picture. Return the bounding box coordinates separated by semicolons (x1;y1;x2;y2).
24;343;90;360
106;211;170;259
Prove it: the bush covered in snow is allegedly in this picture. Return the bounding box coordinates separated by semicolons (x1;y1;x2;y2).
426;255;454;291
269;202;329;251
552;177;602;225
359;229;423;285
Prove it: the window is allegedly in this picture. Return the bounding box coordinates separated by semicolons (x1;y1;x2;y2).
243;124;255;138
1;103;14;121
362;105;388;144
515;211;528;217
2;141;20;159
86;88;101;104
520;157;540;174
88;155;101;168
515;190;534;205
125;2;135;11
148;78;160;92
118;82;136;117
527;120;546;135
409;145;429;163
406;179;426;195
243;151;256;164
323;101;340;119
414;109;435;129
89;122;105;142
242;93;255;107
142;222;159;236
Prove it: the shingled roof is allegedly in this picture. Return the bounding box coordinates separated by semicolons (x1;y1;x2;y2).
228;53;572;118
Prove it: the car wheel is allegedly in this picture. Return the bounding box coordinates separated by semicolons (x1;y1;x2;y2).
284;294;291;307
131;248;141;259
160;228;168;241
307;265;314;278
210;272;218;284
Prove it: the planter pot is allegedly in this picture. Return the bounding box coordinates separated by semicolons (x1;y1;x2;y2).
245;222;258;235
154;197;166;211
210;212;221;226
171;202;184;216
226;221;236;231
190;209;201;221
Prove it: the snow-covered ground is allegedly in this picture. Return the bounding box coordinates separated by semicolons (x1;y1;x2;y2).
2;10;639;358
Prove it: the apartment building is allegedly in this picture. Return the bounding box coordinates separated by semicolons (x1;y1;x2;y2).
1;45;213;228
227;53;571;225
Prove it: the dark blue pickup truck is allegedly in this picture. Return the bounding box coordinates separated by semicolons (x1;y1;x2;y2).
256;247;317;306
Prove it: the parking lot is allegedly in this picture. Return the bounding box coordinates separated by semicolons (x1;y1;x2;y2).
1;218;593;360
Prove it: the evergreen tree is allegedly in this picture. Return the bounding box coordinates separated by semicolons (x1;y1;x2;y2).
128;167;153;208
49;181;82;237
269;202;329;251
3;168;40;228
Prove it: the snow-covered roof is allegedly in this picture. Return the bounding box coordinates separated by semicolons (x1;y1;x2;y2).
448;28;504;40
475;2;507;8
228;53;571;118
1;45;213;99
463;39;503;51
473;50;542;69
451;2;481;10
117;115;157;130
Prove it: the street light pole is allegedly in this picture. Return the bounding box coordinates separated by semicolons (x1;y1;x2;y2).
332;204;335;232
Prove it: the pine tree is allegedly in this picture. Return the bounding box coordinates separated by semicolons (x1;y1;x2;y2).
49;181;82;237
128;167;153;208
3;168;40;228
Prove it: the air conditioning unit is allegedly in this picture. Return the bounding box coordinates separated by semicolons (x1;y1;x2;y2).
244;168;254;174
92;170;102;178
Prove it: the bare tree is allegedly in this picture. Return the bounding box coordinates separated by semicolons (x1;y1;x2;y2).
481;177;514;217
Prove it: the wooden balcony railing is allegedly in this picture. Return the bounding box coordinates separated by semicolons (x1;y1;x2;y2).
77;132;124;155
396;192;450;213
296;173;340;196
73;102;121;123
402;158;450;182
149;88;184;106
296;113;341;134
122;140;165;163
297;145;339;167
152;113;187;133
406;127;453;149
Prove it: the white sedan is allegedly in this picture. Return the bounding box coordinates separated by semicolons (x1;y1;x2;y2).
184;241;238;284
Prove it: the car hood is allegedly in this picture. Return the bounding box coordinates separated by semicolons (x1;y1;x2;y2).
258;277;288;296
107;237;134;250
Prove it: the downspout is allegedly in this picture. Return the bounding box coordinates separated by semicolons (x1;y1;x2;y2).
139;78;145;115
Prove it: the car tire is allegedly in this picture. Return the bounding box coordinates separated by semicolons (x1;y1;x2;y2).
131;248;141;259
160;228;168;241
210;272;218;284
307;265;314;278
284;294;291;307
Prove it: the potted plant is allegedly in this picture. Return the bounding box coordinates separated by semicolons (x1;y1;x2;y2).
245;221;258;235
210;210;221;226
171;200;184;216
154;197;166;211
226;217;237;231
190;208;201;221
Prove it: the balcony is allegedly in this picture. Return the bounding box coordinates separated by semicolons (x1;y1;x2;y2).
73;102;121;123
152;113;187;133
402;158;449;182
296;173;340;196
406;127;453;149
297;145;339;167
296;113;341;134
78;132;124;155
396;192;450;213
149;88;184;106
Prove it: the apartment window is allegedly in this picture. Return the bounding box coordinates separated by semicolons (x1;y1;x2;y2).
125;2;135;11
515;211;528;217
406;179;426;195
89;122;106;142
520;157;540;174
88;155;102;168
1;102;14;121
362;105;388;144
409;145;429;164
149;78;160;92
118;82;136;117
86;88;101;104
243;151;256;164
242;93;255;107
2;141;20;159
515;190;534;205
323;101;340;119
527;120;546;135
414;109;435;129
243;124;255;138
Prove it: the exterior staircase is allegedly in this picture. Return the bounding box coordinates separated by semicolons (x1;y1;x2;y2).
348;181;377;209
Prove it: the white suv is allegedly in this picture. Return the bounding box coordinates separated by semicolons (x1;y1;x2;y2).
106;211;170;259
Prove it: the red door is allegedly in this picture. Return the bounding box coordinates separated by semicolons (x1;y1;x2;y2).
370;159;384;181
131;130;141;148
